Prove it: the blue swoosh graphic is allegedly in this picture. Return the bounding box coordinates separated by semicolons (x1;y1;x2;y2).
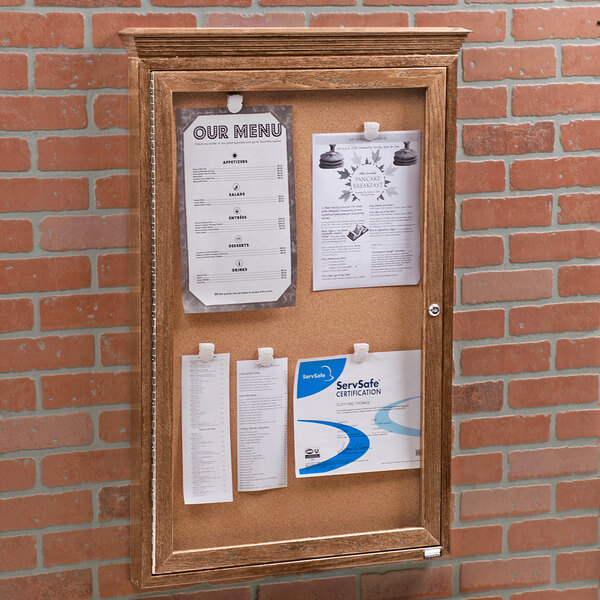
374;396;421;436
298;419;370;475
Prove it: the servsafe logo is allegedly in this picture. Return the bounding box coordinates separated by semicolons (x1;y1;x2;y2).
297;358;346;399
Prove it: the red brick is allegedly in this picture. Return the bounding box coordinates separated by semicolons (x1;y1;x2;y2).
98;253;128;287
0;490;92;531
452;452;502;485
0;535;36;571
455;236;504;267
360;566;453;599
365;0;456;6
561;120;600;151
460;485;551;521
0;256;91;294
204;13;304;28
513;83;600;116
0;177;88;212
261;576;356;599
0;569;92;599
0;138;30;171
460;414;550;449
93;94;127;129
0;377;36;412
0;0;25;3
40;214;128;250
558;193;600;224
451;525;502;557
0;335;94;373
42;371;129;409
511;230;600;262
461;557;551;593
100;332;130;366
35;53;127;89
311;12;409;26
461;195;552;230
98;563;139;598
37;0;140;5
452;380;503;414
42;448;130;486
98;485;129;521
556;409;600;440
38;135;127;170
464;47;555;82
0;12;83;48
559;265;600;297
261;0;350;5
0;458;35;491
0;412;93;453
0;96;87;131
153;0;249;5
456;161;505;194
463;122;554;156
466;0;550;3
0;298;34;333
556;549;600;583
556;479;600;512
509;516;597;551
556;336;600;370
92;13;196;48
0;54;27;89
461;341;550;376
513;7;600;40
415;11;505;42
457;87;507;119
509;375;599;408
0;219;32;252
453;310;504;341
512;590;599;600
40;292;128;330
99;409;130;443
461;269;552;304
563;45;600;76
510;302;600;335
508;445;600;480
44;525;129;566
95;175;128;208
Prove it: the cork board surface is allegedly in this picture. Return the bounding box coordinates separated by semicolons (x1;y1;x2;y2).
167;88;425;552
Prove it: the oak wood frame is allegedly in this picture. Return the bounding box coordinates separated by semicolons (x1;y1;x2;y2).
120;27;468;590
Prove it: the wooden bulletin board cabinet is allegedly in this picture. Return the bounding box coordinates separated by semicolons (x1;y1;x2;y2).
120;27;468;589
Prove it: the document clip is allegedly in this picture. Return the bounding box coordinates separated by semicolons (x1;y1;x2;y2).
198;343;215;362
227;93;243;114
258;347;274;367
353;343;369;363
363;122;380;141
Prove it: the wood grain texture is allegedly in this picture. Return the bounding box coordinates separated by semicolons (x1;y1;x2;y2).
123;27;466;589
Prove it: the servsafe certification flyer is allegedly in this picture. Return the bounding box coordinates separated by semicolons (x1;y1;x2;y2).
177;107;296;313
294;350;421;478
312;131;421;291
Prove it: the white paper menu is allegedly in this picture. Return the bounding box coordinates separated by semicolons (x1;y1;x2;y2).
181;353;232;504
312;130;421;291
177;107;296;312
237;358;288;492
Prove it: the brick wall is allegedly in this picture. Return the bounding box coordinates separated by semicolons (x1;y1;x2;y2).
0;0;598;598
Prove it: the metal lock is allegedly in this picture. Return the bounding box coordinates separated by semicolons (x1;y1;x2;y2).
428;303;441;317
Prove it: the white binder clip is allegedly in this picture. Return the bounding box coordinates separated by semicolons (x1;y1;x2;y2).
198;343;215;362
258;347;274;367
353;343;369;363
227;93;243;114
363;122;379;141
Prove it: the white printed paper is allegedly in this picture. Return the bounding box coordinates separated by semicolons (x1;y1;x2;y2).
181;353;232;504
177;107;296;312
294;350;421;478
237;358;288;492
312;131;421;291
